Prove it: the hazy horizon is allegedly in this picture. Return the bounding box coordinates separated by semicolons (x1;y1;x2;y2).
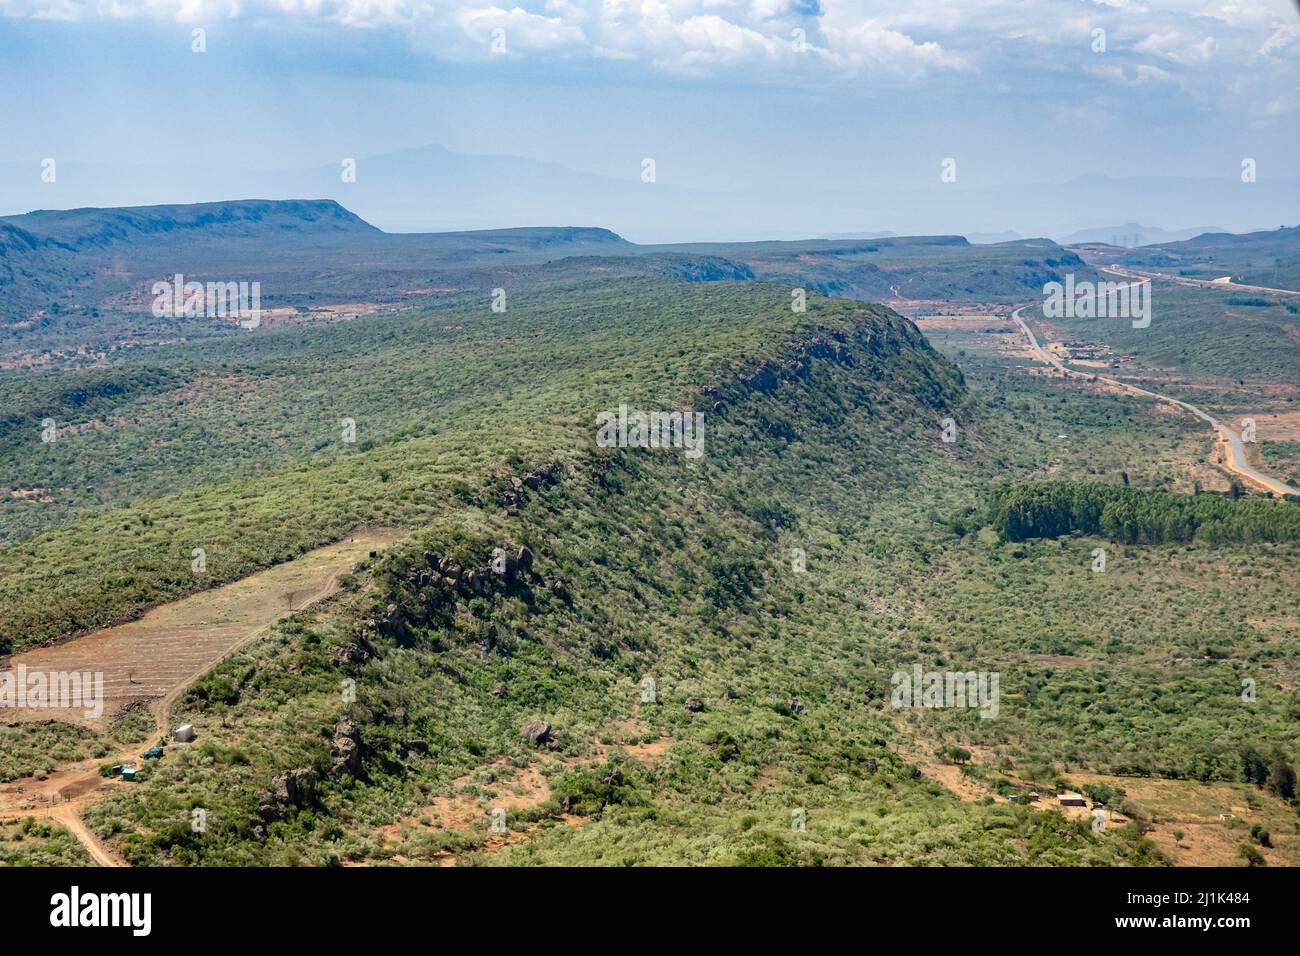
3;2;1299;241
3;143;1297;244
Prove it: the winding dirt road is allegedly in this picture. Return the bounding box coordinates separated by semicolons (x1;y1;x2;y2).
1012;305;1299;498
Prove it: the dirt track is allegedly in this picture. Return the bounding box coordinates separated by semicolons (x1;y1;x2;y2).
0;529;401;865
1012;306;1299;497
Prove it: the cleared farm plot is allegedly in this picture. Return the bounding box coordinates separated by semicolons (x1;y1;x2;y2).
2;529;400;726
1066;771;1299;867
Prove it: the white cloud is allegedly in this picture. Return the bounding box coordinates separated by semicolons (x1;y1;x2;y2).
677;14;777;55
1259;23;1299;57
1134;62;1172;83
0;0;1293;99
818;11;967;76
457;5;585;49
1136;31;1216;64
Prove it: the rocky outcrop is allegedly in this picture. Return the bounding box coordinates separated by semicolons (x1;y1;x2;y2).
503;462;562;513
256;768;316;824
741;364;781;394
251;768;316;839
701;313;960;419
521;719;552;746
330;720;363;780
328;634;375;666
361;541;550;648
274;768;316;805
706;332;854;409
367;602;409;642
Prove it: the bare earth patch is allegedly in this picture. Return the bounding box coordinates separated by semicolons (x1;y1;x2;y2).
2;529;401;727
891;743;995;803
0;530;402;865
1065;771;1297;867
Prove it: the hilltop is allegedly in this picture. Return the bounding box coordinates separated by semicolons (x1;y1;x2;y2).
1088;225;1300;288
2;199;380;249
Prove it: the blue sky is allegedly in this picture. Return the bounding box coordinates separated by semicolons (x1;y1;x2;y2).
1;1;1297;236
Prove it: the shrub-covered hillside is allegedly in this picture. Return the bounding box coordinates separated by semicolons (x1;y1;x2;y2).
79;296;1170;865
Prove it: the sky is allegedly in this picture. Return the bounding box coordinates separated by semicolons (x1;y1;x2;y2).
1;0;1298;238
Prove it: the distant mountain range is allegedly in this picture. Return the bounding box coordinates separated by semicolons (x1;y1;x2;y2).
6;197;1295;364
821;231;899;240
6;199;380;249
965;230;1023;245
1106;224;1300;288
964;224;1239;247
2;145;1295;243
1057;223;1229;247
0;198;1099;360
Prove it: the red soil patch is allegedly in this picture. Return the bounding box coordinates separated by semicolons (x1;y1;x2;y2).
2;530;400;727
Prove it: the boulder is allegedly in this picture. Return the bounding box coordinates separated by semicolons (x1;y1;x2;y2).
270;768;316;807
328;636;374;666
330;720;363;780
521;719;552;746
491;547;518;579
374;603;407;640
684;697;705;713
252;788;280;833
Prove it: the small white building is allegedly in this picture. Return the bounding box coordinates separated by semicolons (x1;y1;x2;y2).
173;724;196;743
